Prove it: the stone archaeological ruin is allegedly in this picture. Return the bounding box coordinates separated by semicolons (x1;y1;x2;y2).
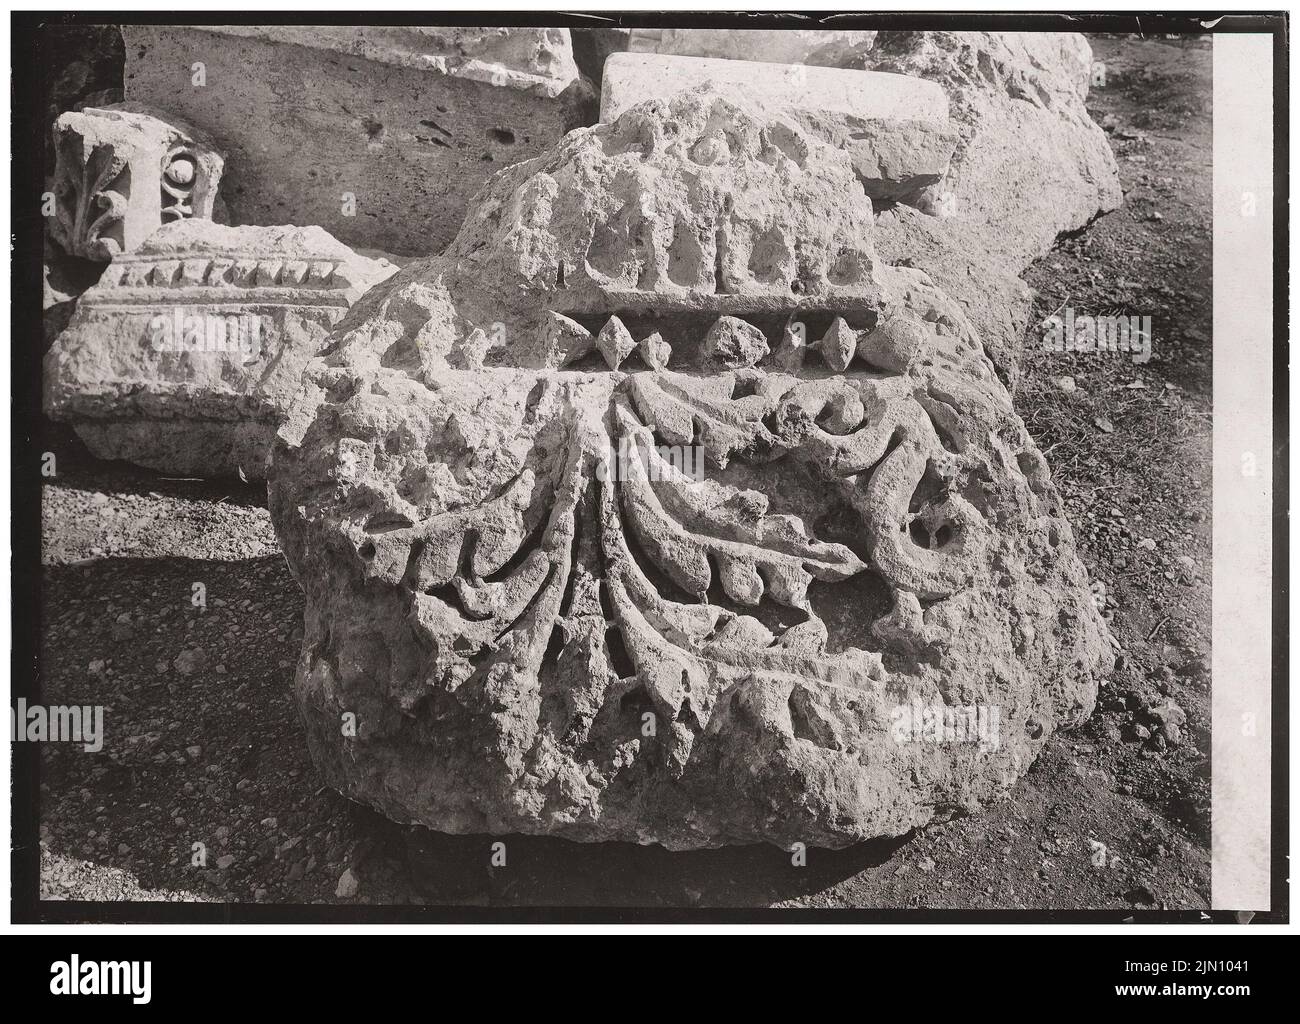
269;86;1113;849
45;221;397;476
49;102;226;261
44;27;1119;849
117;25;596;255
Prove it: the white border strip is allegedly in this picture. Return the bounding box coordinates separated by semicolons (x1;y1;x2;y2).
1211;32;1274;912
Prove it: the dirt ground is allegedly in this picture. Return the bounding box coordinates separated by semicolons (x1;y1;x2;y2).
33;35;1213;914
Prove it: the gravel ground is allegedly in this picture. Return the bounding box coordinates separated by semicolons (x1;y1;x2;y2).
33;35;1213;915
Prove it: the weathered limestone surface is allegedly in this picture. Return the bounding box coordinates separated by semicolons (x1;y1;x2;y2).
50;102;224;260
863;31;1122;269
872;207;1037;385
120;26;596;256
269;90;1112;850
627;27;879;68
603;53;957;211
607;28;1118;261
595;31;1121;378
44;220;397;478
863;32;1120;378
205;26;582;95
602;53;949;123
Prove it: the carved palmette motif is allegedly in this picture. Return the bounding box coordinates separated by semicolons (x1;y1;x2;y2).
49;104;224;260
52;135;132;261
319;302;995;782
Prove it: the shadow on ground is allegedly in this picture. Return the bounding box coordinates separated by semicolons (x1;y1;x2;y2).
39;550;919;909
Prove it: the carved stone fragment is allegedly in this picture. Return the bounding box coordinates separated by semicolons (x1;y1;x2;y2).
598;32;1123;380
50;103;224;261
702;316;770;371
269;90;1112;850
44;220;398;478
119;26;596;256
596;316;637;371
602;53;958;215
863;31;1123;267
864;32;1123;379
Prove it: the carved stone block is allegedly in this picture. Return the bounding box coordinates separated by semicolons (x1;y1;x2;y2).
601;52;949;123
595;32;1123;381
861;32;1123;381
50;103;224;261
602;53;958;210
862;31;1123;269
44;220;398;478
268;90;1113;850
119;26;596;256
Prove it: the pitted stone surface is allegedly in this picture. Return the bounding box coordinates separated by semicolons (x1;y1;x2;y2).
863;31;1122;268
120;26;596;256
269;90;1112;850
44;220;398;478
862;32;1122;379
597;31;1122;379
602;53;958;210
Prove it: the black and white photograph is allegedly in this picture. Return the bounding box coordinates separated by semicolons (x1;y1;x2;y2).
5;7;1291;962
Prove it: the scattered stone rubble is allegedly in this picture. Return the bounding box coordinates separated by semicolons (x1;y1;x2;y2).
46;28;1122;473
42;27;1122;849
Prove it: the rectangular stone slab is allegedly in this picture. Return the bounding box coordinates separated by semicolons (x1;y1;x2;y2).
627;27;878;67
203;26;583;97
121;26;595;257
601;52;949;124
